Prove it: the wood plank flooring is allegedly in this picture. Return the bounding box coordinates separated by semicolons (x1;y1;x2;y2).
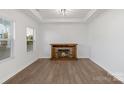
4;58;122;84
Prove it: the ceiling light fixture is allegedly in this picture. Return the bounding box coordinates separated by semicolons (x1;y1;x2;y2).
57;9;72;16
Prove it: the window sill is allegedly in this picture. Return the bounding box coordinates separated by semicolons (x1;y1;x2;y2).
0;56;15;64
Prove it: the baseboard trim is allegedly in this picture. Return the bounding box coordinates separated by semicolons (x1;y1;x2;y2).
89;58;124;83
3;58;40;84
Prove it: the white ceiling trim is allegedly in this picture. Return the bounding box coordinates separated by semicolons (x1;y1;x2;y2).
41;18;84;23
29;9;42;21
83;9;97;22
28;9;98;23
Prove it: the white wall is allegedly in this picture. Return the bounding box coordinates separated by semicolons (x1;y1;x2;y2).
88;10;124;82
0;10;40;83
39;23;89;58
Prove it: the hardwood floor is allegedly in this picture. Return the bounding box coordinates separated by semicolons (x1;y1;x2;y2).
4;58;122;84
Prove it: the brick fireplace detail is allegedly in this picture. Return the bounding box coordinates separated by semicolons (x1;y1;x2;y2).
50;44;77;60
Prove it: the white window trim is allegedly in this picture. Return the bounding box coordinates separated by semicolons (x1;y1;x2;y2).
0;17;15;63
26;26;36;53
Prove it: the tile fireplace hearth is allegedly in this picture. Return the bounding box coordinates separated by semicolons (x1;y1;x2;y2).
50;44;77;60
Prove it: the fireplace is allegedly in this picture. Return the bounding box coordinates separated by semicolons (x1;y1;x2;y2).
56;48;72;58
50;44;77;60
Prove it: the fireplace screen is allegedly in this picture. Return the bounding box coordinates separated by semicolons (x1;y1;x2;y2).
56;48;72;58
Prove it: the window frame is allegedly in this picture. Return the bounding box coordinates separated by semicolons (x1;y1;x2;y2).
0;17;15;62
26;26;35;53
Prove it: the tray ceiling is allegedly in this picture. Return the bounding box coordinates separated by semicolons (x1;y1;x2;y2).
21;9;103;23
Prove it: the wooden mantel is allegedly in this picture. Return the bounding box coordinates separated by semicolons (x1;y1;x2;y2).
50;43;78;60
50;43;78;47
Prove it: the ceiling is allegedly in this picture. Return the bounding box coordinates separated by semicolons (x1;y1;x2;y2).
37;9;90;18
22;9;101;23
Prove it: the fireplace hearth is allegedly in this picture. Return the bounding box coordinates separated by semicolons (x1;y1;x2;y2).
50;44;77;60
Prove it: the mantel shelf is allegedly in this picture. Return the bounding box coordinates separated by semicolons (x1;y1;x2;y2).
50;43;78;47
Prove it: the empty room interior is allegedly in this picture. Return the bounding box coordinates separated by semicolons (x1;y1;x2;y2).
0;9;124;84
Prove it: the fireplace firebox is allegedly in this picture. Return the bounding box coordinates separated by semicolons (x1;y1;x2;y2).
50;44;77;60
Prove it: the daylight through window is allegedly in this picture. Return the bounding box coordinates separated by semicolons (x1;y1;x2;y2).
26;27;34;52
0;18;13;60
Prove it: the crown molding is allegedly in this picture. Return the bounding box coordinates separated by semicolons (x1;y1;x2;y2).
27;9;98;23
29;9;42;21
83;9;97;22
41;18;85;23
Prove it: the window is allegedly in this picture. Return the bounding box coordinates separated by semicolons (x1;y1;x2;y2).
26;27;34;52
0;18;13;61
